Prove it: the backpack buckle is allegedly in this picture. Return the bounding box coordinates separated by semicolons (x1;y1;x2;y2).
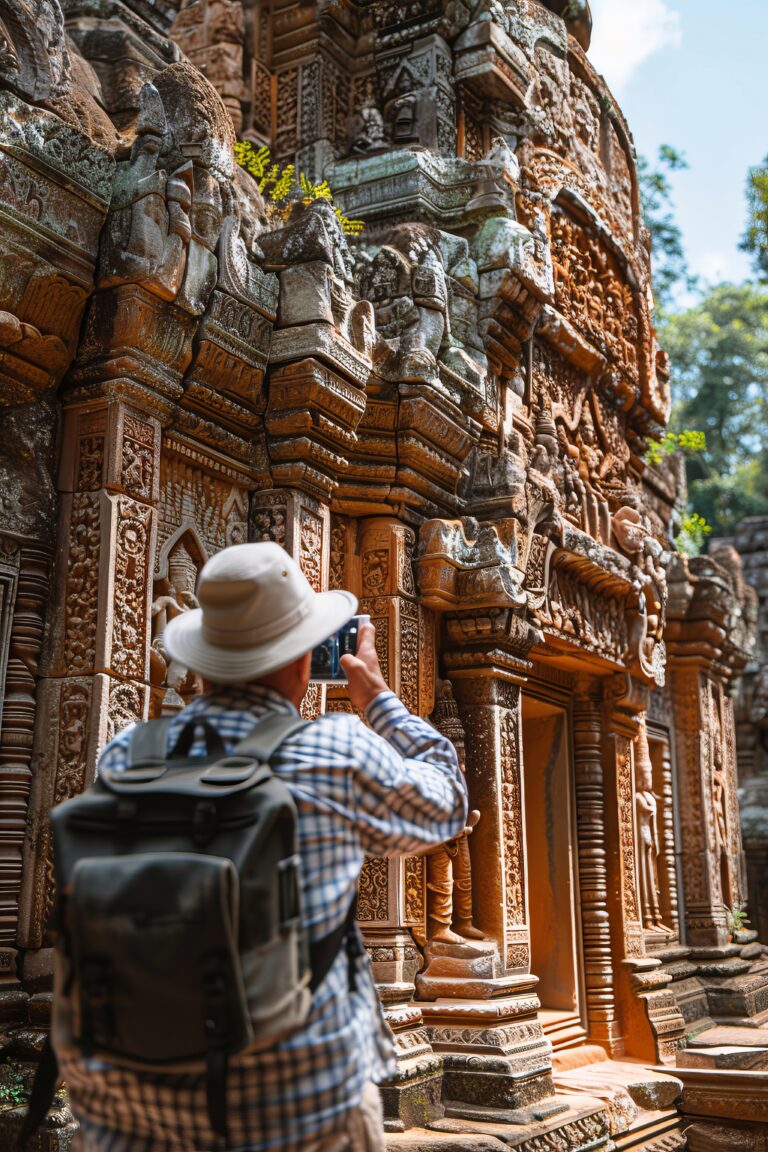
201;757;264;786
193;800;218;845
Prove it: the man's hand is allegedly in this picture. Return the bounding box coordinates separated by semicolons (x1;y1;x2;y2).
340;620;389;712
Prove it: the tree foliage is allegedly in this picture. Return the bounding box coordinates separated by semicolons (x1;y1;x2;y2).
661;282;768;535
638;144;695;311
741;155;768;280
639;145;768;545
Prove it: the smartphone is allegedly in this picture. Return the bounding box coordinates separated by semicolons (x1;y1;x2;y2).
310;614;369;683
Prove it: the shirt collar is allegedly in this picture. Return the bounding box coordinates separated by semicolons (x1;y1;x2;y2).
185;683;300;718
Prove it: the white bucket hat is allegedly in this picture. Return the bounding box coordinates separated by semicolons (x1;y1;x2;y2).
163;542;357;684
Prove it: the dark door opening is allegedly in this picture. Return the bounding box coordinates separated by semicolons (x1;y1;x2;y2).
522;695;586;1050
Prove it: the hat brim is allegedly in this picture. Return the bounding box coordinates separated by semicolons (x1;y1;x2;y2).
163;589;358;683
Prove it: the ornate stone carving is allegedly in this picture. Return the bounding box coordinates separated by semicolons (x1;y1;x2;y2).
53;683;90;805
0;0;764;1143
357;857;389;923
111;497;153;681
574;684;618;1047
98;82;193;303
634;721;673;936
171;0;245;133
63;493;101;674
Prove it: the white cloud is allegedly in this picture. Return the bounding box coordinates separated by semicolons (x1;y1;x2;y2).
690;248;752;288
588;0;682;94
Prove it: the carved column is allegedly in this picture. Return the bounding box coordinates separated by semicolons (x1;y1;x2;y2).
18;402;161;950
249;487;331;719
657;737;681;938
346;516;443;1130
573;681;618;1048
668;666;723;948
0;541;49;1009
422;657;558;1121
602;682;686;1063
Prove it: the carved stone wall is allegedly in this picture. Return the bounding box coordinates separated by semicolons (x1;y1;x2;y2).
732;518;768;942
0;0;762;1146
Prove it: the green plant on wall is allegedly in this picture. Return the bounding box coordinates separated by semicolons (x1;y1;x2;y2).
727;902;750;940
675;512;712;557
645;429;713;555
0;1059;27;1108
645;429;707;465
234;141;364;235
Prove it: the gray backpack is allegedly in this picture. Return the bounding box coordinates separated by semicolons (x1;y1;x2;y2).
21;713;360;1148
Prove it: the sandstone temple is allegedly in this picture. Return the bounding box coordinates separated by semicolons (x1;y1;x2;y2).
1;0;768;1148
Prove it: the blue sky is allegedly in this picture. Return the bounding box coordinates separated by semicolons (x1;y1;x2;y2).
587;0;767;293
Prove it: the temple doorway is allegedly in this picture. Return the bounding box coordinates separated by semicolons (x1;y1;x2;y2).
522;694;587;1050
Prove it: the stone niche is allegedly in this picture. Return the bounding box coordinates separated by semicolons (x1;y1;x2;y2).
0;0;766;1148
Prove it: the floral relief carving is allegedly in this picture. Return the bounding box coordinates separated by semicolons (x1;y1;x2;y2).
53;682;90;804
500;706;525;929
403;857;424;925
64;493;101;673
299;508;323;592
111;499;152;681
357;857;389;922
107;681;144;744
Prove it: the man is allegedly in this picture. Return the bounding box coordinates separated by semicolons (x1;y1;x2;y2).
60;541;468;1152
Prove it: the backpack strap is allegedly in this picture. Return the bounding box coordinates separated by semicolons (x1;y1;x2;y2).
126;712;306;768
309;894;359;994
206;1049;230;1143
234;713;309;762
236;715;361;996
17;1036;59;1151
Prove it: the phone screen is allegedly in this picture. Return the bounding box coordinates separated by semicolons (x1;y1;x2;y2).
310;615;368;682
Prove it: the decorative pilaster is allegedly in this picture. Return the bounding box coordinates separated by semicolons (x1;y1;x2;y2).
422;665;558;1120
0;542;49;1014
353;516;443;1130
658;737;681;939
18;402;161;950
573;681;618;1049
249;487;330;720
603;680;686;1063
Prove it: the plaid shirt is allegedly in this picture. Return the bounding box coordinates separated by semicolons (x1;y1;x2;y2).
59;686;467;1152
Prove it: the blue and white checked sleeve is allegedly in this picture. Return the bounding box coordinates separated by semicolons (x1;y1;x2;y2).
353;690;469;855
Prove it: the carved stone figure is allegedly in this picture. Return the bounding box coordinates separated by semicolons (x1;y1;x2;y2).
634;723;670;933
425;813;483;943
426;680;484;943
362;224;448;385
261;198;370;357
98;83;193;302
349;102;387;155
150;543;201;702
466;135;519;213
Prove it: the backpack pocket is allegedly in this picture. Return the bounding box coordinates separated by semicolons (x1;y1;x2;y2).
67;852;251;1067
